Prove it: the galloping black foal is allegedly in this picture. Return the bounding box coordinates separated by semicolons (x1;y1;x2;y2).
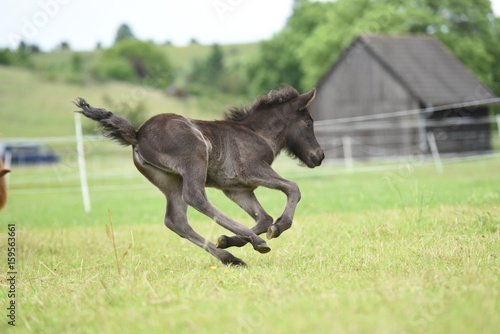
75;86;324;266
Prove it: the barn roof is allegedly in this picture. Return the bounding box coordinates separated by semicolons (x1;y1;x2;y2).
319;34;496;106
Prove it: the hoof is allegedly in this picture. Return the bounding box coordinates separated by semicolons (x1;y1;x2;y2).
254;242;271;254
216;235;229;249
266;225;281;239
223;257;247;267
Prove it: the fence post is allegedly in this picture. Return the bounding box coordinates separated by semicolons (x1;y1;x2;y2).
496;114;500;143
342;136;354;172
75;113;91;213
426;132;443;174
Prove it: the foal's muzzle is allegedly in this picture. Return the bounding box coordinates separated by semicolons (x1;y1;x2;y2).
308;149;325;167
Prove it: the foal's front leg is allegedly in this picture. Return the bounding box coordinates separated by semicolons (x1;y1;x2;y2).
216;189;274;249
249;164;302;239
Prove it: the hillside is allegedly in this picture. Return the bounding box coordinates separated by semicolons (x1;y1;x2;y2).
0;42;261;138
0;65;252;138
30;42;259;87
163;43;260;81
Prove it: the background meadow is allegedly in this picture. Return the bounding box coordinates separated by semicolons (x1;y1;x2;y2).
1;153;499;333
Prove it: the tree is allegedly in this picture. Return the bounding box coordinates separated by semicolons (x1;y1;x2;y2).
299;0;499;89
205;44;224;83
188;44;225;85
0;49;13;65
488;17;500;95
115;24;136;44
15;41;33;67
246;34;304;95
95;39;173;88
298;0;408;89
71;53;83;73
59;41;70;51
248;0;500;94
246;1;333;94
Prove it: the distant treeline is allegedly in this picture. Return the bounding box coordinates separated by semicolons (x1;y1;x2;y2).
248;0;500;96
0;23;247;96
2;0;499;97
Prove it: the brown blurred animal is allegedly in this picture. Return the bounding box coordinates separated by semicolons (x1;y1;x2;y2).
0;159;10;210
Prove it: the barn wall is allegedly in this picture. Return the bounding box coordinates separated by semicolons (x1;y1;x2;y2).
426;107;492;153
312;42;421;159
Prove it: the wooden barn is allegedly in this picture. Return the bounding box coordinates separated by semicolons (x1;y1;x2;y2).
310;34;497;159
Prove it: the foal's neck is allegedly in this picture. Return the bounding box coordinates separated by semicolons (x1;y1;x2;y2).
245;111;288;157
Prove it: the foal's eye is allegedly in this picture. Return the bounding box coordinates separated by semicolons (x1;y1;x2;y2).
305;120;313;128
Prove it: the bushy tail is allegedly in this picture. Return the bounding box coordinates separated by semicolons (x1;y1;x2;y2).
74;98;137;146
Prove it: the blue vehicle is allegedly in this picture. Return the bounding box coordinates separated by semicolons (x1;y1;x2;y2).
1;143;59;165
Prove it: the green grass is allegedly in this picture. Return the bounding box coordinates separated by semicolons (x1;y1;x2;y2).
1;156;499;333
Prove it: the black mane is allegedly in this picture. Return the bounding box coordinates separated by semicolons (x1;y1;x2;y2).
225;85;299;122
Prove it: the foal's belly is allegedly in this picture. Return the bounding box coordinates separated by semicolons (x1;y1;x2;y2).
205;171;254;191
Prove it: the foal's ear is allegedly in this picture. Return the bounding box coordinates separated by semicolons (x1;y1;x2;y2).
293;88;316;110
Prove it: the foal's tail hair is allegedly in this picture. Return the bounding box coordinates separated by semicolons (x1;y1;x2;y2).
74;98;137;146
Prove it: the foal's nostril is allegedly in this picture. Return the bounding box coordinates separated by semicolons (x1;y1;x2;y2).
308;149;325;167
316;149;325;164
309;149;324;167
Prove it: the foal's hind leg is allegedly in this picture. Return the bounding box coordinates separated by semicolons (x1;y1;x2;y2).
133;153;245;266
217;189;273;249
164;185;246;266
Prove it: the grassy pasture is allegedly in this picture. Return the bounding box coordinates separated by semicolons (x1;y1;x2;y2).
1;154;499;333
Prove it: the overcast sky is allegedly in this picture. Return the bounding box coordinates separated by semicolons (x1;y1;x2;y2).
0;0;294;51
1;0;499;51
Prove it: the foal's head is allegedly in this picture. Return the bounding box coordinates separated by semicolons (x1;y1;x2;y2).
280;88;325;168
226;85;325;167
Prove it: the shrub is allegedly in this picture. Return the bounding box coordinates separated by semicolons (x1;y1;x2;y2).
0;48;13;65
94;40;173;88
